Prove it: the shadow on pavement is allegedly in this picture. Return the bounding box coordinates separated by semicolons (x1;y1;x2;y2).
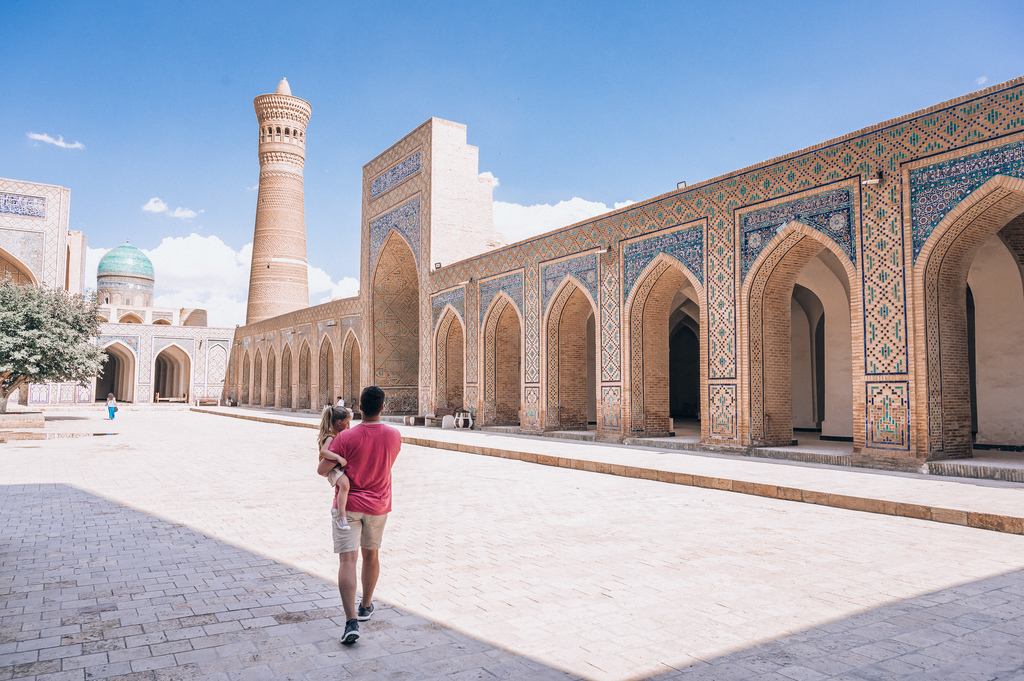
1;484;1022;680
0;484;577;680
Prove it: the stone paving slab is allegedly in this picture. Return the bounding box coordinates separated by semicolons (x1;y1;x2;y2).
191;407;1024;536
2;411;1024;681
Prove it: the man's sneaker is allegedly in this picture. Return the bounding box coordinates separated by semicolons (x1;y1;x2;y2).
341;619;359;644
357;602;374;621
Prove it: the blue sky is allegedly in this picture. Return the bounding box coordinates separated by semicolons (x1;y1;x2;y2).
3;0;1023;326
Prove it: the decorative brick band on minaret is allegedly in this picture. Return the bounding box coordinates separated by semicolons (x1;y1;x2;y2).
245;78;312;325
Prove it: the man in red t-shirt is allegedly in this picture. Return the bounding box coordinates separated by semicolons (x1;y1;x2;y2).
317;385;401;644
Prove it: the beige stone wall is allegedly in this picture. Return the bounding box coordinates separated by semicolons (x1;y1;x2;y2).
968;235;1024;446
429;119;504;267
66;230;86;294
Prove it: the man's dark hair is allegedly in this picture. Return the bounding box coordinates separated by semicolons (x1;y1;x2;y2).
359;386;386;417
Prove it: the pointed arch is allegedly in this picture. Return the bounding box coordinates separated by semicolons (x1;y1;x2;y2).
0;246;38;286
741;219;860;447
342;329;361;408
266;345;277;408
298;340;311;410
241;351;251;404
154;343;192;402
543;276;598;430
623;252;707;437
913;174;1024;458
96;341;136;402
118;313;144;324
371;229;419;414
434;305;465;411
280;343;293;409
253;348;263;406
481;291;523;426
318;335;335;410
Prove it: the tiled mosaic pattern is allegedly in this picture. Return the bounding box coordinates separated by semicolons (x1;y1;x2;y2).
596;254;620;386
370;151;422;200
623;222;705;296
866;381;910;449
369;197;421;271
479;271;524;324
431;287;465;331
600;386;621;429
0;192;44;217
740;187;855;279
541;254;598;315
911;138;1024;262
372;233;420;391
709;384;737;438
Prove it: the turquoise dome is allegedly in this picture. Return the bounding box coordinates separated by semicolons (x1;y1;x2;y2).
97;243;154;280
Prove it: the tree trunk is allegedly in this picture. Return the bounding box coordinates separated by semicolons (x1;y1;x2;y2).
0;377;27;414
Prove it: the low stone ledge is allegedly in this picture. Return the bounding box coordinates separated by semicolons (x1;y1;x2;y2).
0;412;45;429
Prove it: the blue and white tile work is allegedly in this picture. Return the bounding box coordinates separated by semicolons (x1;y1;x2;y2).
369;197;420;269
0;228;44;277
623;223;704;298
431;287;466;330
370;151;422;200
541;254;598;313
741;187;855;279
910;139;1024;261
0;192;45;218
479;271;524;323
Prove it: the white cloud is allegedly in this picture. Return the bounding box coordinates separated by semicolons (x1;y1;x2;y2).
309;266;359;303
26;132;85;149
976;76;988;86
87;233;358;328
493;196;636;243
246;185;258;191
479;171;499;187
167;207;201;220
142;197;168;213
142;197;201;220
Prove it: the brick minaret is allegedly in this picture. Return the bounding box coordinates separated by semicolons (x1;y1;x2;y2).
245;78;312;325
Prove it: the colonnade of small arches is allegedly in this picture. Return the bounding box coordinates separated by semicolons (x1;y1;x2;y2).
232;328;361;412
260;125;305;146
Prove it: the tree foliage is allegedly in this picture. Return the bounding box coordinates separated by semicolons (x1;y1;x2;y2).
0;281;104;413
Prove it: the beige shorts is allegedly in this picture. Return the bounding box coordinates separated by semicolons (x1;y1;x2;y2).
332;509;388;553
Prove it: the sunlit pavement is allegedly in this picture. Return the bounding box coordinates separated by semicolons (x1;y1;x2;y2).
1;411;1023;680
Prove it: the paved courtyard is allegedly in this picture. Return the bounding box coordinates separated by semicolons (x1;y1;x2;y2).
1;411;1023;681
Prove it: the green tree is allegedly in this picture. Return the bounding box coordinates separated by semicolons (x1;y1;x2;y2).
0;281;104;413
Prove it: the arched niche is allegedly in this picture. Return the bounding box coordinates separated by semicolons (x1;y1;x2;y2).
481;293;523;426
96;342;136;402
154;344;192;402
371;231;419;414
914;175;1024;458
544;277;597;430
433;306;465;412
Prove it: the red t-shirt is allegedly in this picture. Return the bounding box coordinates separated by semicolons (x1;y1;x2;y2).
328;422;401;515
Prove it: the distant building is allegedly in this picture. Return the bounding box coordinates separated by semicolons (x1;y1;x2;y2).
0;182;235;406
